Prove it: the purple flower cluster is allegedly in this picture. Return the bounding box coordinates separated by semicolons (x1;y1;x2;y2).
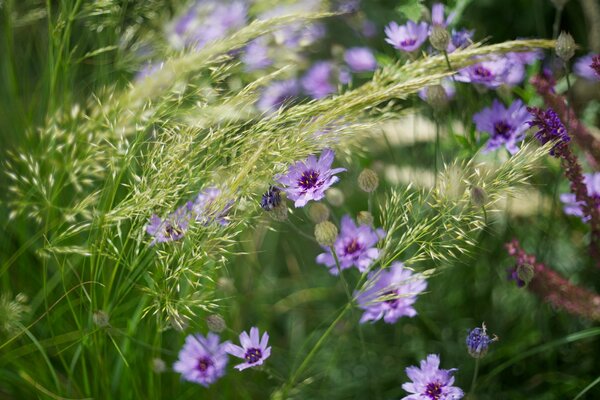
560;173;600;221
356;262;427;324
527;106;571;156
225;327;272;371
173;333;230;387
401;354;464;400
316;215;385;274
473;99;529;154
276;149;346;207
574;54;600;81
146;187;232;245
385;21;429;52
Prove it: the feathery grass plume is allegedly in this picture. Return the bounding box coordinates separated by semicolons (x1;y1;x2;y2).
0;293;30;335
379;143;552;268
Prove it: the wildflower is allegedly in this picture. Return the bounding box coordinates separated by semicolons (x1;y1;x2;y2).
344;47;377;72
356;262;427;324
242;38;272;72
384;21;429;52
174;333;230;387
430;3;454;28
225;327;271;371
503;50;543;86
560;173;600;221
146;204;191;245
316;214;385;274
473;99;529;154
555;31;576;62
276;148;346;208
447;28;474;52
573;54;600;81
527;106;571;156
301;61;338;99
401;354;464;400
466;323;498;358
315;221;339;247
429;25;450;52
455;56;510;88
260;186;282;211
357;168;379;192
257;79;299;113
190;187;232;226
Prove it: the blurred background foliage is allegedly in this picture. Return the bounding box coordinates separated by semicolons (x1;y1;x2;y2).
1;0;600;399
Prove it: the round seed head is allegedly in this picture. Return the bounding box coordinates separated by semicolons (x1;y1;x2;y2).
429;25;450;51
358;169;379;193
326;188;345;207
308;203;330;223
315;221;338;247
555;31;576;61
425;84;449;109
356;211;374;226
92;310;110;328
206;314;226;333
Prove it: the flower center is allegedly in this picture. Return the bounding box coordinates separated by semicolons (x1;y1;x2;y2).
474;65;492;80
400;38;417;47
244;348;262;364
383;290;399;308
424;382;443;400
298;169;320;190
493;120;512;138
196;356;214;374
164;224;183;239
344;238;362;255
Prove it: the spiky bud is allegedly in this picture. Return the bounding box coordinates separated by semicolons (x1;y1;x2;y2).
326;188;345;206
308;203;330;223
429;25;450;52
470;186;487;207
517;263;535;286
206;314;226;333
92;310;110;328
315;221;338;247
425;84;448;109
555;31;576;62
356;211;374;226
358;169;379;193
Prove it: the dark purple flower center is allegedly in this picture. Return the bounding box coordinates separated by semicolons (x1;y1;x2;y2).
493;120;513;138
164;224;183;239
424;381;443;400
344;238;362;255
400;38;417;47
196;356;214;374
244;348;262;364
474;65;492;80
383;289;400;308
298;169;321;191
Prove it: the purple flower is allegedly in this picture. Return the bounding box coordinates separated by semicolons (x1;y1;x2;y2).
225;327;271;371
385;21;429;52
455;56;511;88
260;186;282;211
418;79;456;102
362;20;377;38
302;61;337;99
344;47;377;72
173;333;230;387
560;173;600;220
574;54;600;81
276;148;346;207
136;62;164;81
431;3;455;28
257;79;299;113
466;324;497;358
242;38;272;72
190;187;232;226
527;106;570;156
401;354;464;400
503;51;543;86
316;215;385;274
260;1;325;49
355;262;427;324
473;99;529;154
592;54;600;78
146;204;191;245
447;28;474;52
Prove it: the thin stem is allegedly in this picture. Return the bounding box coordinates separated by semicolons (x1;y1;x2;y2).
434;115;440;188
469;358;480;395
368;192;373;214
552;6;563;40
331;246;353;302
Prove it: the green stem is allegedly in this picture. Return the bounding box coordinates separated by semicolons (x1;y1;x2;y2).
469;358;480;396
331;246;353;302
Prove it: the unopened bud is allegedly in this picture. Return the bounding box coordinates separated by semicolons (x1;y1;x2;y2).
93;310;110;328
429;25;450;52
466;323;498;359
358;169;379;193
356;211;374;226
152;358;167;373
206;314;226;333
425;85;448;109
326;188;345;207
308;203;330;223
555;31;576;62
517;263;535;286
15;293;28;304
315;221;338;247
470;186;487;207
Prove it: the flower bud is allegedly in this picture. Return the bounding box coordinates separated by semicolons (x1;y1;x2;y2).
466;323;498;359
555;31;576;62
517;263;535;286
206;314;226;333
470;186;487;207
308;203;330;223
326;188;345;207
356;211;374;226
429;25;450;52
315;221;338;247
152;358;167;373
425;84;448;109
358;169;379;193
260;186;282;211
93;310;110;328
